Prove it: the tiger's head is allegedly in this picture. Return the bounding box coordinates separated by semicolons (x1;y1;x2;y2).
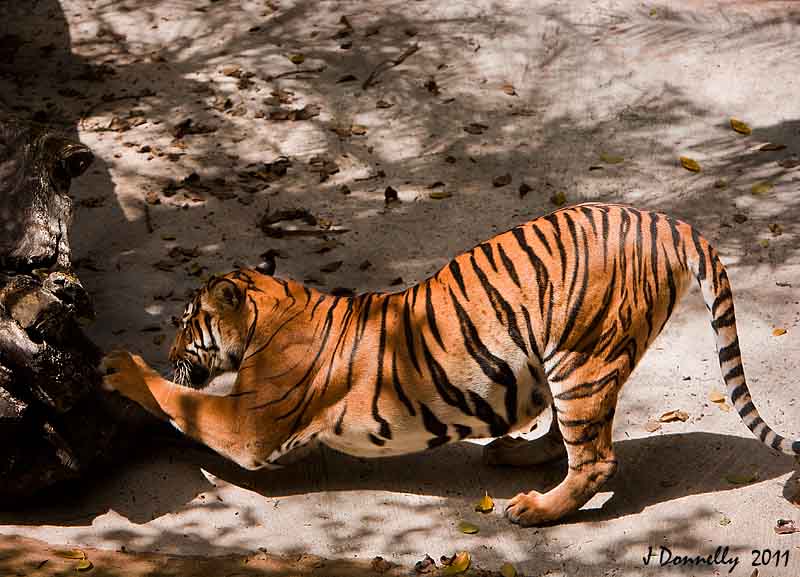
169;274;251;388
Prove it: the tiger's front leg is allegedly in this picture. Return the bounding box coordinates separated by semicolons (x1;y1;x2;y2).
102;350;268;470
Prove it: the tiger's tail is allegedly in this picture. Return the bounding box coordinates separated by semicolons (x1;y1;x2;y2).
687;227;799;455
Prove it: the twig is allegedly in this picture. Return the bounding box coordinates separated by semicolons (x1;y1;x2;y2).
266;65;327;81
362;43;420;90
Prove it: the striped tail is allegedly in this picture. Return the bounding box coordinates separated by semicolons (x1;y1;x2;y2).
688;228;799;455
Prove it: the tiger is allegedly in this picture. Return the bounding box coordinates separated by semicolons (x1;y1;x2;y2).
102;202;799;527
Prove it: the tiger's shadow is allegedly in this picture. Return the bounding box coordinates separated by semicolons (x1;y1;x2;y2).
204;430;795;523
1;431;795;527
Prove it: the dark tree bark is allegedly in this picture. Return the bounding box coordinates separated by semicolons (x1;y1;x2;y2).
0;115;121;504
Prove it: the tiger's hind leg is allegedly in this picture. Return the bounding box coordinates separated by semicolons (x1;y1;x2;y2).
483;407;567;467
505;362;624;526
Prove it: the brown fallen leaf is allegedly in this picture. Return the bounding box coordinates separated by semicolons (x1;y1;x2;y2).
338;184;351;195
502;83;517;96
550;191;567;206
518;182;531;198
778;157;800;169
424;78;440;94
500;562;517;577
773;327;787;336
370;556;393;574
463;122;489;135
730;118;752;135
376;99;393;109
384;186;399;205
414;554;436;574
475;492;494;513
775;519;799;534
769;223;783;236
493;174;512;187
320;261;343;274
442;551;471;575
350;124;368;135
718;402;731;412
337;74;358;83
644;420;662;433
679;156;701;172
458;521;479;534
732;213;748;224
759;142;786;151
288;53;305;64
751;181;773;195
659;410;689;423
708;390;726;404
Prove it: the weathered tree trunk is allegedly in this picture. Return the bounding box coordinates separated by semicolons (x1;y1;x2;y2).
0;115;120;504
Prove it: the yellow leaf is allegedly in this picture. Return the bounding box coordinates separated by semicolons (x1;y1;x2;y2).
350;124;368;135
475;492;494;513
458;521;479;534
758;239;770;249
730;118;752;135
718;402;732;412
430;190;452;200
550;191;567;206
659;410;689;423
55;550;86;560
76;559;94;572
719;515;732;526
599;153;624;164
751;181;773;195
679;156;701;172
443;551;471;575
773;328;787;336
708;390;726;404
288;53;305;64
500;562;518;577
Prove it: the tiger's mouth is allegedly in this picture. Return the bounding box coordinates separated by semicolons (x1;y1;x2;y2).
173;359;211;389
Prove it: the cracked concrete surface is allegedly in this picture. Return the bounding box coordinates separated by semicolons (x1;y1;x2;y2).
1;0;800;575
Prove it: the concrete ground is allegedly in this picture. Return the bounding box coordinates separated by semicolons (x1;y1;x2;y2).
2;0;800;575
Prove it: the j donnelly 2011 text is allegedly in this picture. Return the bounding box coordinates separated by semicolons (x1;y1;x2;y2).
642;545;790;573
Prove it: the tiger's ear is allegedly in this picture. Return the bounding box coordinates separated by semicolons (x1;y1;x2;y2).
208;279;243;312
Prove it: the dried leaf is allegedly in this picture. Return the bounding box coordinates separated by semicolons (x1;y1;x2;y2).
145;191;160;205
714;178;728;189
733;213;748;224
337;74;358;83
414;554;436;574
442;551;471;575
708;390;726;404
475;492;494;513
518;182;531;198
758;239;770;249
76;559;93;572
376;99;393;109
718;402;731;412
759;142;786;151
659;410;689;423
56;550;86;560
338;184;351;195
550;191;567;206
775;519;799;534
320;260;343;273
430;190;452;199
719;515;732;526
350;124;368;135
370;556;393;574
288;53;305;64
500;562;517;577
458;521;479;534
773;328;787;336
679;156;701;172
751;181;773;195
599;153;624;164
778;158;800;169
730;118;752;135
502;83;517;96
493;174;512;187
725;471;759;485
644;420;662;433
384;186;399;204
463;123;489;135
769;223;783;236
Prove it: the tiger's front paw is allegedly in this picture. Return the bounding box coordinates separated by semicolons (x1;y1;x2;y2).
101;350;150;400
505;490;550;526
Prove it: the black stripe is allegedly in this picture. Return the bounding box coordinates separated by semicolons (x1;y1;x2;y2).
771;435;784;450
368;433;386;446
371;297;393;440
334;404;347;435
449;288;517;421
718;338;741;364
712;288;733;317
454;424;472;439
419;403;451;448
600;208;609;267
724;364;744;382
468;391;510;437
531;223;553;257
243;294;260;351
420;334;473;415
730;383;748;405
739;400;756;417
649;212;660;294
691;227;706;281
544;214;568;283
511;227;551;332
521;305;541;361
310;294;326;320
469;254;528;355
497;243;521;287
401;292;422;374
712;309;736;332
555;370;618;401
558;407;616;428
392;349;416;416
449;259;469;300
425;282;446;350
345;294;374;390
478;243;498;271
580;206;598;238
